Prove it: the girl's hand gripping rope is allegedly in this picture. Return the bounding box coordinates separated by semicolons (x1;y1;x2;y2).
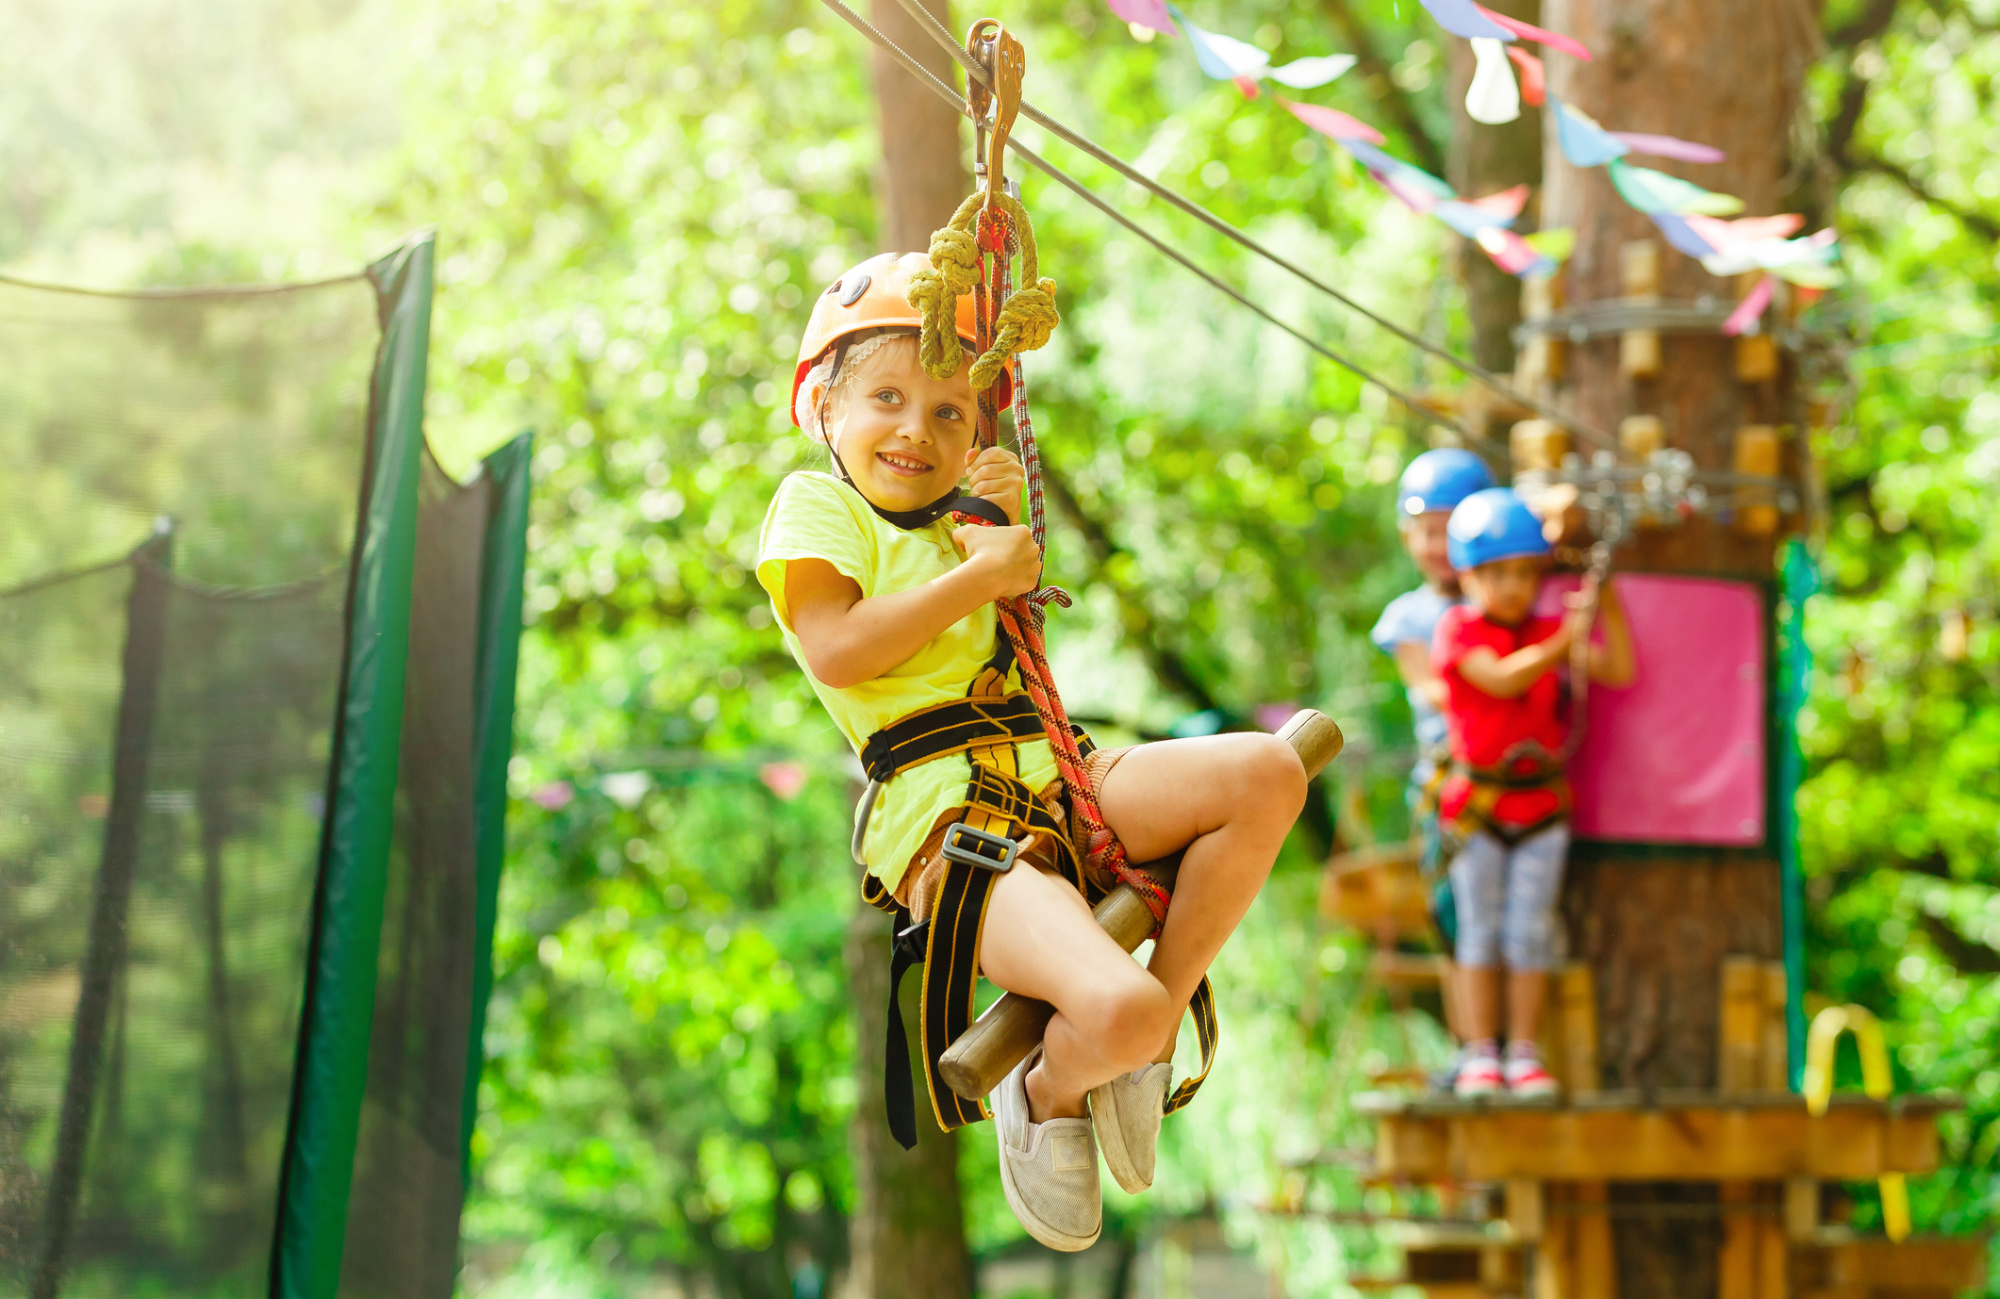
965;445;1025;523
954;521;1041;601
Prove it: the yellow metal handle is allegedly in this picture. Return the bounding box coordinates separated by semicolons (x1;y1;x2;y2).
1802;1004;1910;1242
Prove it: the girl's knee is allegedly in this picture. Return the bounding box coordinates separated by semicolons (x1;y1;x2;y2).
1076;968;1173;1071
1225;733;1308;818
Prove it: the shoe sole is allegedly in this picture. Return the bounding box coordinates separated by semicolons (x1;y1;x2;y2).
1090;1083;1153;1195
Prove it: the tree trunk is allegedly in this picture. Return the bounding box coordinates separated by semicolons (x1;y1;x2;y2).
1538;1;1815;1293
847;4;974;1297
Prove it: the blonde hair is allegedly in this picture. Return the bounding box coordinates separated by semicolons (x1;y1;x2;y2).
793;332;920;441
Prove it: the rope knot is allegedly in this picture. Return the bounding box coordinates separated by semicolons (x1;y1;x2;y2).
908;225;981;380
969;278;1059;392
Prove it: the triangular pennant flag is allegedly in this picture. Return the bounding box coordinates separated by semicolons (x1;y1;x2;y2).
1610;132;1725;164
1167;3;1270;81
1609;158;1743;215
1267;53;1357;87
1684;213;1805;256
1280;98;1385;145
1551;98;1630;167
1721;273;1777;336
1373;169;1451;214
1467;38;1522;124
1435;200;1509;238
1344;138;1456;199
1106;0;1176;36
1420;0;1516;40
1525;227;1577;264
1506;45;1546;106
1465;183;1530;223
1650;210;1720;258
1474;6;1592;59
1475;227;1558;277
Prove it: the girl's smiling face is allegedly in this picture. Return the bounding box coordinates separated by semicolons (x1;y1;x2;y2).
817;337;977;513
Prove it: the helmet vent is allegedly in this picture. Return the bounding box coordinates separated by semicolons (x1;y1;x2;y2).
839;274;873;307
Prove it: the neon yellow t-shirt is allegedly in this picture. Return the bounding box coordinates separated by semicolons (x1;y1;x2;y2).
757;471;1055;891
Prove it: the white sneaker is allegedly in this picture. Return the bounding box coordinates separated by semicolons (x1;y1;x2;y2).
994;1051;1102;1252
1090;1063;1170;1194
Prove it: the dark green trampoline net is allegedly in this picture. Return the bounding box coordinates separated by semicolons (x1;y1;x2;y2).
0;238;529;1299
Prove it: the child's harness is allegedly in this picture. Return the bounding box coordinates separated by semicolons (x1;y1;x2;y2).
1447;742;1573;846
850;567;1216;1150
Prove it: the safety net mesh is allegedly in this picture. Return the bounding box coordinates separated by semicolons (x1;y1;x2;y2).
0;250;526;1299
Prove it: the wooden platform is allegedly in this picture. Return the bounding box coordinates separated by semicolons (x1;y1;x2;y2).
1795;1231;1988;1298
1359;1091;1961;1183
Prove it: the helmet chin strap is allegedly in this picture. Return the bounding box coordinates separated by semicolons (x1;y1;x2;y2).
814;336;1002;531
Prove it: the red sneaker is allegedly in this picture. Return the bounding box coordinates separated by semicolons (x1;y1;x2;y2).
1504;1046;1559;1097
1454;1049;1503;1098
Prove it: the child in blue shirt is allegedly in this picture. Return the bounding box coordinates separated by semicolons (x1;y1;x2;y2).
1369;448;1494;1081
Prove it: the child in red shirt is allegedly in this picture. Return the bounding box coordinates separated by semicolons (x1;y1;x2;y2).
1432;489;1633;1096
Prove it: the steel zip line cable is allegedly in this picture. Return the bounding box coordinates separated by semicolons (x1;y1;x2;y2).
819;0;1505;457
886;0;1627;459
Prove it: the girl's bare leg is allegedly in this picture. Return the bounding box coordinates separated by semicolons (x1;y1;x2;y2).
1095;733;1308;1059
978;732;1306;1122
979;866;1175;1122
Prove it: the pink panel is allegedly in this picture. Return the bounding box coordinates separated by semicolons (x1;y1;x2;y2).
1535;574;1766;845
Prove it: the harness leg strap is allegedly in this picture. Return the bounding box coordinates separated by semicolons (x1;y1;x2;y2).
883;911;929;1151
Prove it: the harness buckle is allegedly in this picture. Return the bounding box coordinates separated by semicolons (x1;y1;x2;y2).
940;821;1020;873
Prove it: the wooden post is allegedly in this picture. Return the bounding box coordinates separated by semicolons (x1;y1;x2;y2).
1508;1179;1547;1245
1760;963;1792;1093
850;5;974;1295
1718;1183;1759;1299
1557;964;1601;1097
1618;240;1662;380
1541;0;1811;1292
1574;1181;1619;1299
1720;955;1767;1093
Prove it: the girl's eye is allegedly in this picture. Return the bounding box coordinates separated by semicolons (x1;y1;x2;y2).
935;405;964;422
873;388;902;405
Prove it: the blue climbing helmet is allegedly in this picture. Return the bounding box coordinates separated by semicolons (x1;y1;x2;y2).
1447;487;1551;570
1397;447;1496;518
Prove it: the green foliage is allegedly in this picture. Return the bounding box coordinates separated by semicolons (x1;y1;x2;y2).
7;0;2000;1291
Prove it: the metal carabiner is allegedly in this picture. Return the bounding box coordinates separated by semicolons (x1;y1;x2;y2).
851;779;883;867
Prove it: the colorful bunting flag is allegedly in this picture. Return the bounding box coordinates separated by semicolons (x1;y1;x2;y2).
1474;7;1593;60
1280;98;1385;146
1506;45;1547;107
1107;0;1176;36
1466;38;1522;124
1420;0;1516;41
1551;97;1630;168
1721;273;1776;336
1164;3;1356;92
1607;158;1743;217
1611;132;1725;164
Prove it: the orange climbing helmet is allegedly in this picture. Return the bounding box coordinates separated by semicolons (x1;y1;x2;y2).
789;251;1011;427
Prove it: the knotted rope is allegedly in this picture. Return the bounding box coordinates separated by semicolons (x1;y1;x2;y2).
932;197;1168;925
910;191;1060;394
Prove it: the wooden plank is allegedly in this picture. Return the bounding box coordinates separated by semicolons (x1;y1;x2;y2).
1806;1235;1989;1290
1573;1181;1618;1299
1718;1184;1759;1299
1755;1215;1789;1299
1720;958;1767;1094
1558;965;1601;1098
1507;1179;1545;1245
1368;1104;1945;1181
1784;1179;1820;1242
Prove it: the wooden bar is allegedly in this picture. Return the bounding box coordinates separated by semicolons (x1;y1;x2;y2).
1363;1096;1952;1182
1784;1179;1820;1242
1573;1181;1618;1299
1619;240;1663;379
1718;1183;1759;1299
1755;1214;1789;1299
1796;1234;1988;1293
1557;965;1600;1098
1506;1179;1545;1245
1720;956;1767;1094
